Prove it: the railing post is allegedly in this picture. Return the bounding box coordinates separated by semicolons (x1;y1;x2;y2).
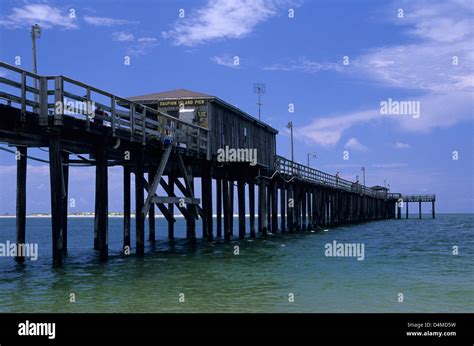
38;77;48;126
130;104;135;141
85;87;91;131
53;76;63;126
19;72;27;120
111;96;116;136
197;128;201;157
141;108;146;145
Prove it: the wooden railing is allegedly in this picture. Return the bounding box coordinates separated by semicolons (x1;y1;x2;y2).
400;194;436;202
275;155;389;198
0;62;208;155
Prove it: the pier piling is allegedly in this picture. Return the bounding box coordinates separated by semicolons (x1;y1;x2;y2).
15;146;27;263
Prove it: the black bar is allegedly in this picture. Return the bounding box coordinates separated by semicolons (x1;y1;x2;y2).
0;313;471;345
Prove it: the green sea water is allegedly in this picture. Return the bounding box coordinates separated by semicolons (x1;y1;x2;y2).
0;214;472;312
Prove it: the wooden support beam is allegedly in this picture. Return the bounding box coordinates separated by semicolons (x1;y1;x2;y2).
301;186;307;230
307;190;312;230
419;201;422;219
432;201;435;219
312;188;317;228
280;184;286;233
160;178;192;220
294;185;300;231
266;180;271;232
223;175;230;240
271;181;278;234
186;166;196;241
262;181;268;237
151;196;200;204
95;144;108;261
123;166;131;251
61;152;69;255
406;201;409;219
168;175;176;240
216;178;222;239
257;180;264;235
249;180;256;238
229;179;234;236
148;165;156;242
142;146;172;217
238;179;246;239
287;184;294;232
155;203;175;222
325;189;330;227
201;166;213;240
135;148;145;256
49;136;64;267
15;146;27;263
175;177;202;219
205;174;213;240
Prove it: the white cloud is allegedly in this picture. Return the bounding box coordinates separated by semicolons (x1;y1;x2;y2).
352;1;473;92
264;58;342;73
112;34;159;56
130;37;159;56
211;55;240;68
394;142;411;149
83;16;138;27
112;32;135;42
0;4;77;29
371;163;408;169
294;110;382;146
293;0;473;146
344;138;368;152
295;91;473;147
163;0;299;46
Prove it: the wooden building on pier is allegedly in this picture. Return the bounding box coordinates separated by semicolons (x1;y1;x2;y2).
127;89;278;168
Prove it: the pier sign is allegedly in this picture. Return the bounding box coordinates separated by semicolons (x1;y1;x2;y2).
158;99;208;107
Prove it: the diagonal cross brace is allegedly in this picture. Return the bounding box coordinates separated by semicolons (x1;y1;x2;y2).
141;145;172;216
142;176;176;223
159;178;192;220
175;178;203;219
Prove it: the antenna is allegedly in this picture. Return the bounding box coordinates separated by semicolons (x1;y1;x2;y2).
253;83;266;120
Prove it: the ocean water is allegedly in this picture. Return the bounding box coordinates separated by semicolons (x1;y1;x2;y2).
0;214;472;313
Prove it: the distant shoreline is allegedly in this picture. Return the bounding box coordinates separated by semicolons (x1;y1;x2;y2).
0;213;471;219
0;214;248;218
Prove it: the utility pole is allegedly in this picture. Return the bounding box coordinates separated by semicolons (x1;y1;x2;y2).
307;152;316;167
253;83;266;121
361;166;365;186
31;24;41;106
287;121;294;173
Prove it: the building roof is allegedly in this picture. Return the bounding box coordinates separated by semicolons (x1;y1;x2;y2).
126;89;278;134
371;185;388;190
127;89;214;102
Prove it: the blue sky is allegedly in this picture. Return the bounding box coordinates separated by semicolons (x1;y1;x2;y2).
0;0;473;214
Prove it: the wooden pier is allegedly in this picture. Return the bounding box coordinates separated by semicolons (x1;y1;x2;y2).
0;62;436;266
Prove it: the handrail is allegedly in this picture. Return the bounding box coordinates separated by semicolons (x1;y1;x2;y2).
399;194;436;201
0;61;208;155
275;155;389;198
